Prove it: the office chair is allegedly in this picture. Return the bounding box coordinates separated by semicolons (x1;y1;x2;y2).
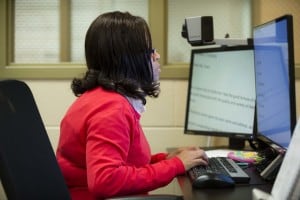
0;80;183;200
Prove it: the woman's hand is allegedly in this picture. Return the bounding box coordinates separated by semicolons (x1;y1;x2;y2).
167;146;209;171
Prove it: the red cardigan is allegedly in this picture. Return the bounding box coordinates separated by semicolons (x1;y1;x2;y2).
56;87;185;200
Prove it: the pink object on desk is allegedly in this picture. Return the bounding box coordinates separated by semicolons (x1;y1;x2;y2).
227;151;260;164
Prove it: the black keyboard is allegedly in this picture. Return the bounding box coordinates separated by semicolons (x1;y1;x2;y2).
188;157;250;184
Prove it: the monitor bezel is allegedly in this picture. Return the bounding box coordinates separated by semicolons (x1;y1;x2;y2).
253;14;296;151
184;45;256;140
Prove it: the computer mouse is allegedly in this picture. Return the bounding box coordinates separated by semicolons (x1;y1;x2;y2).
192;173;235;188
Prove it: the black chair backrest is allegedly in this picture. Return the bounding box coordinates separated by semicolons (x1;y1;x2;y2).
0;80;70;200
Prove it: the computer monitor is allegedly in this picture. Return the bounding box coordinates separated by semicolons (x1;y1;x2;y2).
253;15;296;151
184;45;256;149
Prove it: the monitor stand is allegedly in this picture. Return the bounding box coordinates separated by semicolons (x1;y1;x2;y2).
229;137;245;150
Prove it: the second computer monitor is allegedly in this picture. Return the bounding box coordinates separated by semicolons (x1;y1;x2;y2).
253;15;296;150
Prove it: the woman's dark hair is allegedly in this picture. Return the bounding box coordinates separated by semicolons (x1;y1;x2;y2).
71;11;160;105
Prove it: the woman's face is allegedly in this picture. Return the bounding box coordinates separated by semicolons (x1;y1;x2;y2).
151;49;161;82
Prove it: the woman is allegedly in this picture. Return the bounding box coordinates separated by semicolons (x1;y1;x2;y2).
56;11;208;200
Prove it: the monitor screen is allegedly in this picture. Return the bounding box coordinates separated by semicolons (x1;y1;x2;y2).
253;15;296;150
184;46;256;142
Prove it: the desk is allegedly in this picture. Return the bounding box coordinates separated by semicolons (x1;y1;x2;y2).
168;147;273;200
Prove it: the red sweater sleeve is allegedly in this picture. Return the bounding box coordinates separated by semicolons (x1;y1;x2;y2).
85;100;185;199
151;153;168;163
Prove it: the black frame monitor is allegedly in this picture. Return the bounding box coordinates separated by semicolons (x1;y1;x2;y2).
253;15;296;150
184;45;256;147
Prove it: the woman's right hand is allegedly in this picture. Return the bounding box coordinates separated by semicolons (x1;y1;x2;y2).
175;147;209;171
